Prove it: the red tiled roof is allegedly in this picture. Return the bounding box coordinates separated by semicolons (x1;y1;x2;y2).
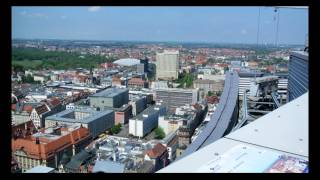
146;143;167;159
48;98;61;107
12;104;16;111
35;104;49;115
23;105;34;113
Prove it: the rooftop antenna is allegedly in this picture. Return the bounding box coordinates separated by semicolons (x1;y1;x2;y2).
274;7;280;47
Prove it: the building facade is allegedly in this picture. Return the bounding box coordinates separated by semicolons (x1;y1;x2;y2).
156;50;179;80
12;124;92;172
129;105;166;138
155;88;198;112
287;51;308;102
45;109;114;138
89;87;129;109
114;104;132;125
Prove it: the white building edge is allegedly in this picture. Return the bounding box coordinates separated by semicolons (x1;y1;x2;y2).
158;92;308;173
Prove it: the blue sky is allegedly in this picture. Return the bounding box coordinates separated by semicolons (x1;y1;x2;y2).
12;6;308;45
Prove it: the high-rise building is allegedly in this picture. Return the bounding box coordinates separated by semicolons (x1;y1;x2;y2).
156;50;179;80
287;51;308;102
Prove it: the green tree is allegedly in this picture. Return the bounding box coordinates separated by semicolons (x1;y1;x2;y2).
154;127;165;139
110;123;122;135
207;91;213;96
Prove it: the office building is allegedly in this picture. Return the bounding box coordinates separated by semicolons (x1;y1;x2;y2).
45;109;114;138
193;79;224;94
129;105;166;138
287;51;308;101
129;95;147;116
89;87;129;109
155;88;198;111
156;50;179;80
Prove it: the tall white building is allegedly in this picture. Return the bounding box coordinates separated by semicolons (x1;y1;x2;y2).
156;50;179;80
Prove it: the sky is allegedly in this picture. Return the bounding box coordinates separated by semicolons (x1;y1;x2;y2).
12;6;308;45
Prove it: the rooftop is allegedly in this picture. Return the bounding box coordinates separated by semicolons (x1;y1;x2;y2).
24;166;55;173
113;58;141;66
46;109;113;124
132;105;165;121
92;160;125;173
90;87;128;98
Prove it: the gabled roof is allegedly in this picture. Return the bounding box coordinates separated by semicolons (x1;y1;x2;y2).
34;104;50;115
146;143;167;159
46;97;61;108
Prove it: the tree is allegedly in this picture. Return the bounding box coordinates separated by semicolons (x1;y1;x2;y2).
207;91;213;97
154;127;165;139
110;123;122;135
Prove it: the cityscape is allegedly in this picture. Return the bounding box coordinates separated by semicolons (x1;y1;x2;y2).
11;6;308;173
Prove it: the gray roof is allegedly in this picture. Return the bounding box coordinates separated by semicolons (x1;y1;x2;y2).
92;160;125;173
65;150;92;170
46;109;113;124
90;87;128;98
132;105;165;121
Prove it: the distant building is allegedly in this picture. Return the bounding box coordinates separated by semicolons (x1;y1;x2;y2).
129;96;147;116
12;124;92;172
64;150;95;173
158;115;188;135
287;51;308;102
156;50;179;80
112;75;125;87
89;87;129;109
193;79;224;94
33;74;49;83
128;77;149;89
115;104;132;125
30;98;64;128
155;88;198;112
129;105;166;138
144;143;169;172
45;109;114;138
160;131;179;162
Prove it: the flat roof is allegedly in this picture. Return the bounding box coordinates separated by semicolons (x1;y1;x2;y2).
90;87;128;98
155;88;197;93
46;109;113;124
24;166;55;173
131;105;165;121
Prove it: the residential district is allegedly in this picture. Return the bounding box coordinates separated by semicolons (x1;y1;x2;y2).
11;40;304;173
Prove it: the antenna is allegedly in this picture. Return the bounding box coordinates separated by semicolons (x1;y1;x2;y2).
256;7;261;47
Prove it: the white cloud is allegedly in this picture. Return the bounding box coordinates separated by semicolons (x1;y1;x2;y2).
20;11;48;18
88;6;101;12
241;29;247;35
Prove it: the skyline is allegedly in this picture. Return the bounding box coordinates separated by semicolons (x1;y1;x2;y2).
12;6;308;45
